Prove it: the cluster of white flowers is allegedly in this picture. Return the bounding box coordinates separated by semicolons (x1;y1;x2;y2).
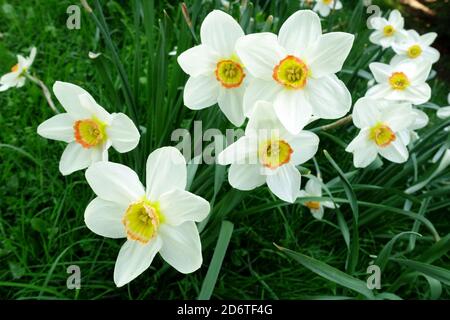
2;6;448;286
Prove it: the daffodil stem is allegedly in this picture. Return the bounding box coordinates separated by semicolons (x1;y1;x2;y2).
25;73;59;114
316;115;353;131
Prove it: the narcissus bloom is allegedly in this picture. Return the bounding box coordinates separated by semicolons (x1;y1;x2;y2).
178;10;247;126
369;10;407;48
366;60;432;105
37;81;140;175
236;10;353;134
437;93;450;119
84;147;210;287
345;97;415;168
392;30;440;65
313;0;342;17
0;47;36;92
298;178;335;220
217;101;319;202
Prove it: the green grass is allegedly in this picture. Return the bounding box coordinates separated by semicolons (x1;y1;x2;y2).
0;0;449;300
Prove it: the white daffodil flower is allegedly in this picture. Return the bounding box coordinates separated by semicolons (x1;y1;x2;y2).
391;30;440;65
217;101;319;203
235;10;354;134
298;178;335;220
369;10;408;48
0;47;36;92
84;147;210;287
437;93;450;119
313;0;342;17
345;97;416;168
366;59;432;105
37;81;140;175
177;10;248;126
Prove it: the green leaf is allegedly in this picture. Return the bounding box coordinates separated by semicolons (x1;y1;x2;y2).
393;258;450;286
198;221;234;300
275;244;374;299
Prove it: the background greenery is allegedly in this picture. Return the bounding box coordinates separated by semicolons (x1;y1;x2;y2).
0;0;449;299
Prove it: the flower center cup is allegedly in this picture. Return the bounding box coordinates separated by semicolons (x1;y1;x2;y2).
11;64;19;72
369;123;396;147
273;55;309;89
305;201;321;210
122;199;163;244
323;0;332;4
383;25;395;37
259;139;293;169
407;45;422;58
74;118;107;148
388;72;410;90
215;59;245;88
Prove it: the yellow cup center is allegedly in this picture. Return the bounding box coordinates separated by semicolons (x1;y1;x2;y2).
407;45;422;58
305;201;321;210
273;55;309;89
11;64;19;72
122;198;164;244
383;25;395;37
259;139;293;169
389;72;410;90
74;118;107;148
215;59;245;88
369;123;396;147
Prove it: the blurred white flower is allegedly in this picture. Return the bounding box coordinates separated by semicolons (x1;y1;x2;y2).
437;93;450;119
313;0;342;17
298;178;336;220
84;147;210;287
37;81;140;175
0;47;36;92
366;59;432;105
88;52;102;59
178;10;247;126
346;97;416;168
369;10;408;48
391;30;440;65
217;101;319;203
236;10;354;134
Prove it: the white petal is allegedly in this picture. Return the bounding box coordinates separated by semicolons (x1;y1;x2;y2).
422;47;440;64
236;33;285;80
307;32;354;78
217;86;245;126
305;177;322;196
311;206;324;220
383;102;415;132
352;97;382;129
37;113;74;143
84;197;127;238
243;78;282;116
85;161;145;205
177;45;219;77
420;32;437;47
378;139;409;163
404;84;431;105
370;17;388;30
158;189;210;226
365;83;393;100
389;10;404;29
245;100;285;135
369;62;392;83
200;10;244;57
228;163;266;190
278;10;322;56
266;163;301;203
146;147;187;201
369;31;384;45
345;129;378;168
408;61;431;84
53;81;94;119
59;142;94;175
78;92;112;123
183;75;220;110
437;106;450;119
106;113;140;153
159;222;202;274
306;74;352;119
274;90;312;135
289;131;319;165
217;136;258;165
114;238;162;287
